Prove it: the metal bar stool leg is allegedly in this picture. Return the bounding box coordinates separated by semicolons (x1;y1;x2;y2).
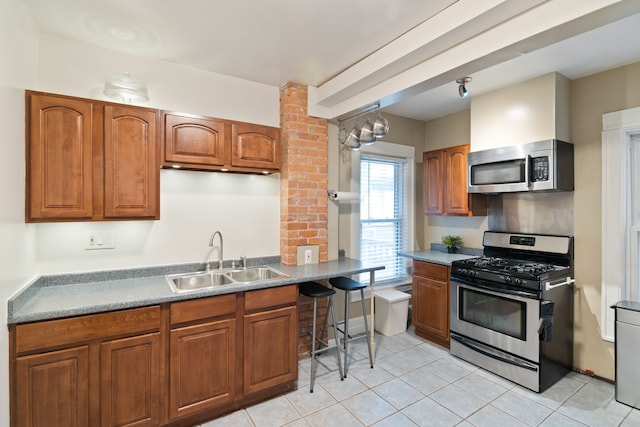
343;290;350;378
360;288;374;368
328;294;344;380
310;296;318;392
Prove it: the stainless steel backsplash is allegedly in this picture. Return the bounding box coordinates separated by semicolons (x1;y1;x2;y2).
488;192;574;236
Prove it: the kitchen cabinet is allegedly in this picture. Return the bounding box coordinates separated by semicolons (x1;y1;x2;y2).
243;285;298;395
26;91;160;222
10;286;298;426
10;306;162;427
168;294;237;420
161;112;280;173
231;123;280;171
412;260;450;348
423;144;486;216
162;113;226;169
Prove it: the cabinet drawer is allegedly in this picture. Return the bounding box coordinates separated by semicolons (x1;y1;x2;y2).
414;261;449;281
15;306;161;355
245;285;297;312
170;294;237;325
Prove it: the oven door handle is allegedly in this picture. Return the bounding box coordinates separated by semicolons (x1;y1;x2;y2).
545;277;575;291
453;277;540;299
451;333;538;371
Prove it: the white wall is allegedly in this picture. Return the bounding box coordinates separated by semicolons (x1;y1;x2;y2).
1;16;283;426
0;0;39;424
30;34;282;275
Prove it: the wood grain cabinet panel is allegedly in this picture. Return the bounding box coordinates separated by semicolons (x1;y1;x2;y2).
412;260;451;348
27;94;94;220
423;144;487;216
15;346;90;427
100;333;161;427
231;123;280;170
243;305;297;395
169;319;236;419
163;113;226;168
104;105;159;219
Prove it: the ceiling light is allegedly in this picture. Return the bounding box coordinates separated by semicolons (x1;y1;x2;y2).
456;77;472;98
103;72;149;103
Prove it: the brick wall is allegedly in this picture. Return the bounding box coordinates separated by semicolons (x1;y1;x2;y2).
279;82;330;357
279;82;328;266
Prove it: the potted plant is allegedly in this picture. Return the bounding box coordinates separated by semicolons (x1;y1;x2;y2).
442;235;463;253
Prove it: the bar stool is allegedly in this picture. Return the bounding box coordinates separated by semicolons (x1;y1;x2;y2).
329;276;374;378
299;281;343;392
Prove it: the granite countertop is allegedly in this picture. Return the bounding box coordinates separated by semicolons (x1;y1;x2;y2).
398;249;480;266
8;257;385;325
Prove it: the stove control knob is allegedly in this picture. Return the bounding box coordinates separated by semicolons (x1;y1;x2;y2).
514;278;522;286
459;268;467;276
468;270;476;277
504;276;512;284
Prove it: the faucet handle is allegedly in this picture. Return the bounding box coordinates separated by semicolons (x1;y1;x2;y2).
240;255;247;269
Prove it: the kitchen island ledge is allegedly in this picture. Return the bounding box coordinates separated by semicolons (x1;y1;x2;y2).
8;256;385;325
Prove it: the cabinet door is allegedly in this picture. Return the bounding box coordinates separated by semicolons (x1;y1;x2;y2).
423;150;444;215
15;346;90;427
443;145;470;215
104;105;159;219
244;306;297;395
169;319;236;419
413;275;450;347
231;123;280;170
164;113;226;167
27;94;94;221
100;333;161;427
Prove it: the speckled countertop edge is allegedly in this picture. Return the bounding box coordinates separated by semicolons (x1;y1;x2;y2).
8;257;385;325
398;246;482;265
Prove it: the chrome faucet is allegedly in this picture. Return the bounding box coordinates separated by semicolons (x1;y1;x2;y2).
240;255;247;269
208;231;224;271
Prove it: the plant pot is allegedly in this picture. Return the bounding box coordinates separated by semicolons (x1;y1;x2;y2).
447;247;457;254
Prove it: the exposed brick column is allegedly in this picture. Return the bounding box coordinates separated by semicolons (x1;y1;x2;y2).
280;82;330;358
279;82;328;266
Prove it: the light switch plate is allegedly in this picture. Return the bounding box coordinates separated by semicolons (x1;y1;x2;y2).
86;232;116;250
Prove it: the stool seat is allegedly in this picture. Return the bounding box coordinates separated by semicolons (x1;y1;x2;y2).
300;281;336;298
329;276;366;291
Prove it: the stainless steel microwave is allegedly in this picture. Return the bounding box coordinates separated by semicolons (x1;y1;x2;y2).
467;139;574;194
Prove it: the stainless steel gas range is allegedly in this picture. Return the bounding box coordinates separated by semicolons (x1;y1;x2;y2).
449;231;574;392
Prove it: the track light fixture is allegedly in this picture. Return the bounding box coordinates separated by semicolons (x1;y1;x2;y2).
456;77;472;98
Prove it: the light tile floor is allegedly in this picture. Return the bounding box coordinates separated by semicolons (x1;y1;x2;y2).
200;328;640;427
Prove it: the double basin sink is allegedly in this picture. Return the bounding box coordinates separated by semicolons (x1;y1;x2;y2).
166;266;289;293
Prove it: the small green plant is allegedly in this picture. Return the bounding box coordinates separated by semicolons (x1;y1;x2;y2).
442;235;463;252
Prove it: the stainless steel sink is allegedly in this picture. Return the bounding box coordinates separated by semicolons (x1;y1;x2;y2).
166;266;289;292
167;271;234;293
227;266;288;283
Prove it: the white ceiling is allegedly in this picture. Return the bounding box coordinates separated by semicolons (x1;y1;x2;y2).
21;0;640;121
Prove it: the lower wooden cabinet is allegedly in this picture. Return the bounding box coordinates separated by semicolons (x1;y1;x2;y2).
15;346;90;427
412;260;451;348
11;306;161;427
168;295;237;420
10;286;298;427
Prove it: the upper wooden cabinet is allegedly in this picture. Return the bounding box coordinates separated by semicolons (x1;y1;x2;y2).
26;91;160;222
163;113;226;168
161;112;280;173
423;144;487;216
231;123;280;171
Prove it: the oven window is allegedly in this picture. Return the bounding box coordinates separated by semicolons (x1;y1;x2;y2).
459;288;526;340
470;159;525;185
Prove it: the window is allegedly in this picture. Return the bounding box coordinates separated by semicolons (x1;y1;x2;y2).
350;141;414;285
601;106;640;341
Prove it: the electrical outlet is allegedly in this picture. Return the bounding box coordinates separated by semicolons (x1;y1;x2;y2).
297;245;319;265
85;232;116;250
304;249;313;264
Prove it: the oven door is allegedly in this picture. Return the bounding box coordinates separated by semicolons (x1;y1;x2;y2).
450;278;540;362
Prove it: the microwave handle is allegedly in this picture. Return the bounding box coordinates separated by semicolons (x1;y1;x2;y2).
526;154;532;188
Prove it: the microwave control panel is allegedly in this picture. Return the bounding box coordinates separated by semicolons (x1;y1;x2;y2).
531;156;549;182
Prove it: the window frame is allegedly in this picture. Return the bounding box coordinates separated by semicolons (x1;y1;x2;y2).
349;141;415;287
601;105;640;341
